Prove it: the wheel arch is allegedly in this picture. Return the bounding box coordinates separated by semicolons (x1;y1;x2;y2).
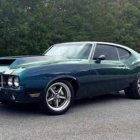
44;75;80;95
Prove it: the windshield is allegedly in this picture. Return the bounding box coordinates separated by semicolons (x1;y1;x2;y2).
44;43;93;59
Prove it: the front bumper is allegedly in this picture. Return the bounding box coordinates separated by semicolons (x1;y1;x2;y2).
0;87;41;103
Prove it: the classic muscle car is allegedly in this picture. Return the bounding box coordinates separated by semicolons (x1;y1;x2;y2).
0;42;140;115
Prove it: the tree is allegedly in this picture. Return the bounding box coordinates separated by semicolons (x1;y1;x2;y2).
0;0;140;56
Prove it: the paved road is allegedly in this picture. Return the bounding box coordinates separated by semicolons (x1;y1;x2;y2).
0;93;140;140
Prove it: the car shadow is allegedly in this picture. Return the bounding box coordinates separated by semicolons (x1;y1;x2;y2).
0;103;41;115
0;92;128;115
74;92;127;107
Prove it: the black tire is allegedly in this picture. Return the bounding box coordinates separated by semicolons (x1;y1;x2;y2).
0;100;12;105
125;74;140;99
40;80;75;115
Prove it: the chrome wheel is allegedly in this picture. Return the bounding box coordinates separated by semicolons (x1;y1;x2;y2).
125;75;140;99
137;77;140;94
46;82;71;112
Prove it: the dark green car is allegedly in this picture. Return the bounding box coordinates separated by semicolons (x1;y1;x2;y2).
0;42;140;115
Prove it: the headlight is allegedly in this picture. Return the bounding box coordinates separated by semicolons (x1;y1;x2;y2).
13;77;19;87
8;77;13;87
7;76;20;87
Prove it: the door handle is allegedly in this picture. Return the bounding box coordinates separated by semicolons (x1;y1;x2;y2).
119;65;125;67
118;65;126;69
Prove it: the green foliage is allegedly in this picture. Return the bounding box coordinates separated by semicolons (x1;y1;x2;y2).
0;0;140;56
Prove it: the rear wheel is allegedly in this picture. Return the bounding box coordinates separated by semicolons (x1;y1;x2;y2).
40;80;74;115
1;101;9;105
125;74;140;99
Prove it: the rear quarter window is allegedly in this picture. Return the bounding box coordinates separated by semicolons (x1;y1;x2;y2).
117;47;131;60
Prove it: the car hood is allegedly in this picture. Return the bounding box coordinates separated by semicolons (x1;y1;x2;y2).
0;55;81;73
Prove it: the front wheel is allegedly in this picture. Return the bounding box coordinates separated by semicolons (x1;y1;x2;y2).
125;74;140;99
40;80;74;115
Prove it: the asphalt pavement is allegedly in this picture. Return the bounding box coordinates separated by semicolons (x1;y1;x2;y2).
0;93;140;140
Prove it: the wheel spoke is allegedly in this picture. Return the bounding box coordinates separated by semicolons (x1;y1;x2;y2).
55;99;59;107
47;97;55;102
50;88;56;95
58;87;63;94
59;95;66;100
60;89;65;96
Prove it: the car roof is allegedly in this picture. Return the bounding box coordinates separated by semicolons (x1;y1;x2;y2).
56;41;125;47
55;41;137;54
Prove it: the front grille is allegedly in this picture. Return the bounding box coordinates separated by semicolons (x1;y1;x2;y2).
0;74;8;88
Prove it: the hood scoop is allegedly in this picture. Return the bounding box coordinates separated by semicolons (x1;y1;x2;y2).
0;55;67;70
9;56;66;69
0;58;16;65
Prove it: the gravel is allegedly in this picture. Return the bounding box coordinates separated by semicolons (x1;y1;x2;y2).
0;93;140;140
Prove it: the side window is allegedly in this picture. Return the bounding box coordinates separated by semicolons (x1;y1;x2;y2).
78;44;92;59
117;47;131;60
93;44;119;60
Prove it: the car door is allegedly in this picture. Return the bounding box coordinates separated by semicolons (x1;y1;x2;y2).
88;43;131;96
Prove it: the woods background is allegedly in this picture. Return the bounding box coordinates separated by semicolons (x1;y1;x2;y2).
0;0;140;56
